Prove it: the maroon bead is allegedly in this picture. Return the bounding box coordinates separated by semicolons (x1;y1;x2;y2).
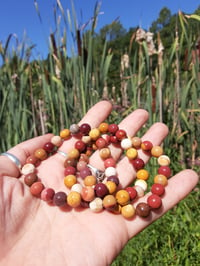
43;142;55;153
115;129;127;140
41;188;55;202
151;183;165;196
75;140;86;152
110;135;118;143
108;124;119;134
94;183;109;198
79;123;91;135
26;155;39;166
53;191;67;206
24;173;38;187
158;166;171;178
131;158;145;170
64;166;76;176
79;167;92;179
125;187;137;200
64;158;77;168
107;175;119;186
136;202;150;217
147;194;162;209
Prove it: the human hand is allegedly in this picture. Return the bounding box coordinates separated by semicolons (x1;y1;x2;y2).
0;101;198;266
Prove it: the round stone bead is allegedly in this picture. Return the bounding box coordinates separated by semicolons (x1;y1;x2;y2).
136;202;151;217
34;148;47;160
76;161;87;171
125;187;137;200
30;182;45;197
115;129;127;140
131;137;142;148
108;124;119;134
151;146;163;158
110;135;118;143
75;140;86;152
81;186;95;202
82;136;91;144
53;191;67;206
131;158;145;170
136;169;149;180
80;167;92;179
43;142;55;153
84;175;97;186
121;138;132;150
115;190;130;206
95;137;107;149
98;122;109;133
99;148;111;159
51;135;62;147
104;158;116;168
134;185;144;197
26;155;39;165
64;166;76;176
154;174;168;186
158;155;170;166
121;204;135;219
103;195;117;210
151;183;165;196
94;183;109;198
64;158;77;168
71;183;82;193
105;181;117;194
64;175;77;188
89;128;101;140
135;179;148;191
141;141;153;151
69;124;80;134
107;175;119;186
60;129;71;140
79;153;89;163
79;123;91;135
158;166;171;178
126;148;138;160
89;197;103;212
68;148;80;159
41;188;55;202
147;194;162;209
24;173;38;187
21;163;35;175
105;167;117;177
67;191;81;208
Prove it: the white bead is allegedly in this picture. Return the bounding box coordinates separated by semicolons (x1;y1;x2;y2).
71;183;82;193
105;167;117;177
134;185;144;197
121;138;132;150
21;163;35;175
51;135;62;146
135;179;148;191
158;155;170;166
89;197;103;212
82;136;91;144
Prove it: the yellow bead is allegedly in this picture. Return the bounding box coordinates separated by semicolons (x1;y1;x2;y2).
89;128;101;140
60;129;70;139
68;148;80;159
126;148;138;159
67;191;81;208
154;174;168;186
121;204;136;219
115;190;130;206
132;137;142;148
151;146;163;157
105;181;117;194
136;169;149;180
102;195;117;209
84;175;97;186
34;148;47;160
98;122;109;133
64;175;77;188
99;148;111;159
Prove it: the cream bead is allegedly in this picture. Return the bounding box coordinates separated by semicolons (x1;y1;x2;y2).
158;155;170;166
89;197;103;212
134;185;145;197
71;183;83;193
121;138;132;150
21;163;35;175
51;135;62;147
105;167;117;177
135;179;148;191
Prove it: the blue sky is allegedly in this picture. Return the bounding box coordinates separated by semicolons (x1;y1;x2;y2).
0;0;199;59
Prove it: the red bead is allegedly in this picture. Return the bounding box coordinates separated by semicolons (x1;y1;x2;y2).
95;137;107;149
131;158;145;170
43;142;55;153
147;194;162;209
75;140;86;152
158;166;171;178
108;124;119;134
125;187;137;200
115;129;127;140
24;173;38;186
110;135;118;143
64;166;76;176
26;155;39;165
41;188;55;202
30;182;45;196
94;183;109;198
141;141;153;151
104;158;116;168
79;123;91;135
151;183;165;196
80;167;92;179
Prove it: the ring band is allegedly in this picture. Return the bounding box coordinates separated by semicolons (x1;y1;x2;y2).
57;150;68;158
1;152;22;169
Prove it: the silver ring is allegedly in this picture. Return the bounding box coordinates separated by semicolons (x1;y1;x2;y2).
87;164;106;183
57;150;68;158
1;152;22;169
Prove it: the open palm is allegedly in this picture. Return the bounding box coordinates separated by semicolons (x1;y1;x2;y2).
0;101;198;266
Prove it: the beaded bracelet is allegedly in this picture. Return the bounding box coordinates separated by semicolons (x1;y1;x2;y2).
21;121;171;219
